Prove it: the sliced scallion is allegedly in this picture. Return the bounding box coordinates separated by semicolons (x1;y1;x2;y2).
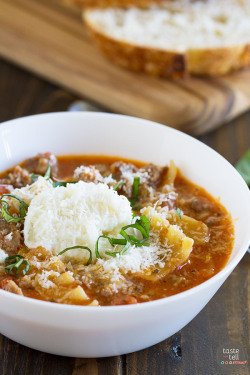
31;173;40;183
176;208;182;220
113;180;124;191
0;194;28;223
130;177;140;207
95;214;151;259
105;241;131;257
95;235;127;259
52;180;78;188
31;166;51;183
44;166;51;180
58;245;92;266
4;255;30;275
120;215;150;246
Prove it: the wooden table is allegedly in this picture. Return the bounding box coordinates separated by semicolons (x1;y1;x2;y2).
0;58;249;375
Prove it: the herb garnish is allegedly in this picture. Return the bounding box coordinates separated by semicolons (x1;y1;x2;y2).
31;173;40;183
120;215;150;247
4;255;30;275
235;149;250;186
58;246;92;266
130;177;140;207
0;194;28;223
44;166;51;180
52;181;78;188
105;241;131;257
113;180;124;191
95;215;151;259
31;166;51;183
95;235;127;258
176;208;182;219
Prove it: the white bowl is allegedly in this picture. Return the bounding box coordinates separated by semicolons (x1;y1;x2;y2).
0;112;249;358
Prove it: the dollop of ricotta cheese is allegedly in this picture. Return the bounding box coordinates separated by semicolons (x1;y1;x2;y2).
20;178;132;262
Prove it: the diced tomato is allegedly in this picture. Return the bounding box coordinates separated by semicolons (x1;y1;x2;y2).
0;185;11;195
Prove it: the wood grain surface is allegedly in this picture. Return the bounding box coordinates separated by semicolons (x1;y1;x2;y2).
0;0;250;135
0;58;249;375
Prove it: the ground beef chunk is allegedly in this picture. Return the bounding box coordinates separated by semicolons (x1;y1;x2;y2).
110;162;143;197
93;164;111;176
110;162;165;200
0;165;31;188
140;164;164;185
22;152;58;176
74;165;103;183
0;219;21;255
190;197;211;212
110;162;138;180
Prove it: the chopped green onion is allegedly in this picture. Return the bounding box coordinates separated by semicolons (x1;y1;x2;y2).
31;166;51;183
113;180;125;191
2;194;28;211
105;241;131;257
176;208;182;219
120;215;150;246
130;177;140;207
31;173;40;183
140;214;151;234
0;194;28;223
95;235;127;259
1;204;23;223
52;181;78;188
95;215;150;259
52;181;67;187
4;255;30;276
3;194;28;218
44;166;51;180
58;246;92;266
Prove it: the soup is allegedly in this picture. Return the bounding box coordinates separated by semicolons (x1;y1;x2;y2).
0;153;234;306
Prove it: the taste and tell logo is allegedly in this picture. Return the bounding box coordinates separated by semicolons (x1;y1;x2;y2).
216;342;248;367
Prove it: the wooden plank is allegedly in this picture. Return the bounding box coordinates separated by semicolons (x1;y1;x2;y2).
0;59;249;375
0;0;250;134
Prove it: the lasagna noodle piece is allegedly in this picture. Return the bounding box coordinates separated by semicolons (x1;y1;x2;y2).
135;206;194;281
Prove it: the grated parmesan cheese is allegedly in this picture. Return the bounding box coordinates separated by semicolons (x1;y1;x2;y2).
10;177;53;206
4;232;13;241
0;249;8;264
73;165;103;182
74;165;115;185
98;236;170;274
36;270;59;289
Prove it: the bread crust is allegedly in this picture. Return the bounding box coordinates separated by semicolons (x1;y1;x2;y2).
84;13;187;78
188;46;250;75
84;11;250;77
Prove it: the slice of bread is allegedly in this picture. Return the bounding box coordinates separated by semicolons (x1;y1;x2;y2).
84;0;250;77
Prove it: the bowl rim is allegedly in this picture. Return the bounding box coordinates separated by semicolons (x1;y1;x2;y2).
0;111;249;314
